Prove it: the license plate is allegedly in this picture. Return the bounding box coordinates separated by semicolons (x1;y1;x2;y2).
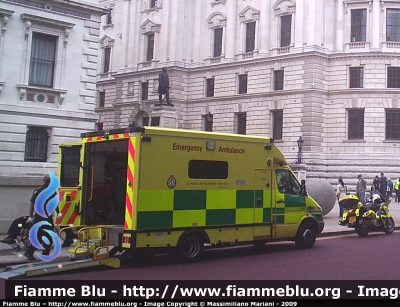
349;216;356;224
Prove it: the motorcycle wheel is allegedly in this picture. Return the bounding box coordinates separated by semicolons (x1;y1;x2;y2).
355;224;369;237
382;217;395;234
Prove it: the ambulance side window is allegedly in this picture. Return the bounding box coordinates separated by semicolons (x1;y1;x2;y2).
188;160;228;179
276;169;301;195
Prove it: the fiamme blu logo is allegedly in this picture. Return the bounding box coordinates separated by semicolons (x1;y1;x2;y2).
29;171;61;261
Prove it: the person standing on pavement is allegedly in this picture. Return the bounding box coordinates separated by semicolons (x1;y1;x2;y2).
379;172;388;200
336;177;346;217
386;177;393;199
393;177;400;203
372;175;380;193
356;174;367;204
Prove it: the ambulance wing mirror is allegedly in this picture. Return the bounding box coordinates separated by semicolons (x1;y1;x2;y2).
300;179;307;196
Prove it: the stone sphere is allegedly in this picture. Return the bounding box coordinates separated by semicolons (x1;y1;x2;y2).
305;178;336;216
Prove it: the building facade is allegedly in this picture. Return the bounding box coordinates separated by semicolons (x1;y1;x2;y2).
95;0;400;192
0;0;107;231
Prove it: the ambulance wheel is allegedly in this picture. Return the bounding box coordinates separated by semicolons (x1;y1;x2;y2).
295;222;317;249
355;224;369;237
383;217;395;234
175;233;204;262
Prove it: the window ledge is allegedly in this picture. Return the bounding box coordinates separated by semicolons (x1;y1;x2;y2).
343;139;366;143
17;84;67;107
211;0;226;6
102;24;114;30
345;42;370;52
142;4;163;14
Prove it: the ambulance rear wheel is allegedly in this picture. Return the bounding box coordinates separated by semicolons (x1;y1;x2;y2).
295;222;317;249
176;234;204;262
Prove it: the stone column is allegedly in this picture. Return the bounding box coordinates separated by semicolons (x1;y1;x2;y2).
336;0;344;52
120;0;130;70
259;0;271;54
306;0;316;47
191;0;202;64
371;0;380;50
225;1;237;60
294;0;304;49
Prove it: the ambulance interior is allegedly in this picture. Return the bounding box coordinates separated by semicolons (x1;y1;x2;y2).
85;140;128;226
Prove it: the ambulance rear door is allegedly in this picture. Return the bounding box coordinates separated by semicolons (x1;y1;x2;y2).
57;144;86;227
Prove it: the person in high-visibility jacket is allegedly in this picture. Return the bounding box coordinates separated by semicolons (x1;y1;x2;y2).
393;177;400;203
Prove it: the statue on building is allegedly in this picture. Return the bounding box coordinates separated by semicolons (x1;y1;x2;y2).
157;67;173;106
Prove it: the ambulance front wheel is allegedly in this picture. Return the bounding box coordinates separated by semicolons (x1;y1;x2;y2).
175;233;204;262
294;221;317;249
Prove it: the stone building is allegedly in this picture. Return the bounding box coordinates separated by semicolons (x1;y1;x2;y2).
0;0;107;231
96;0;400;193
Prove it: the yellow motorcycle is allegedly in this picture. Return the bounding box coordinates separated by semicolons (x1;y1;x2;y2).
337;192;395;237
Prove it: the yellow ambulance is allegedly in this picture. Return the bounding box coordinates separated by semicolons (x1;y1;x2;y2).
56;126;324;262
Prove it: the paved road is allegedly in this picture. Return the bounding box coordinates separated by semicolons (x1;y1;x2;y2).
0;201;399;267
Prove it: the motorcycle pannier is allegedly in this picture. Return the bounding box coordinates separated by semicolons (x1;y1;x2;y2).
339;194;359;209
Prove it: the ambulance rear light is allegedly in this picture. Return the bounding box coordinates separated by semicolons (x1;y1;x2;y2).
122;235;131;244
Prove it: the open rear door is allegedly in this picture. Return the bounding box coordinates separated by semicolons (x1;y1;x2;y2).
57;144;86;227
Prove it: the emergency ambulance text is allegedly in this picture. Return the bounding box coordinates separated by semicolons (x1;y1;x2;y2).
173;143;202;153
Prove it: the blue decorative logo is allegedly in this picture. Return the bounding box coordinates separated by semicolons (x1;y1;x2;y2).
29;171;61;261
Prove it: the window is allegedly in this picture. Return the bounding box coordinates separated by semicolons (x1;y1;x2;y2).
386;109;400;140
281;15;292;47
141;82;149;100
245;22;255;52
238;74;248;94
237;113;246;135
274;70;284;91
146;33;154;61
29;32;57;88
348;109;364;140
276;169;301;195
188;160;228;179
206;78;215;97
60;145;81;187
95;122;103;131
151;116;160;126
388;67;400;88
272;110;283;141
98;91;105;107
204;113;213;132
349;67;364;88
351;9;366;42
150;0;158;8
142;117;149;126
387;9;400;41
103;47;111;73
24;127;49;162
213;28;223;57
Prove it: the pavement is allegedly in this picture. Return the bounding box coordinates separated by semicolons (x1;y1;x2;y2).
0;201;399;268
